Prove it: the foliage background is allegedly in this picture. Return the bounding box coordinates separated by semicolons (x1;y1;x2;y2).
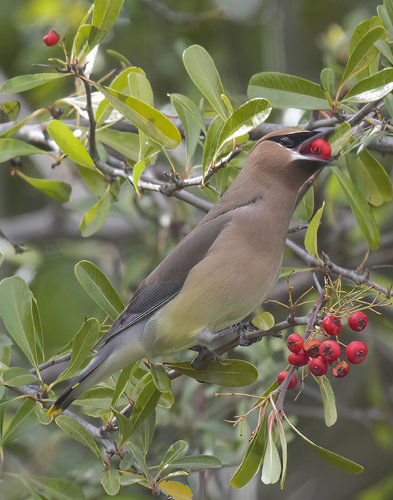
0;0;393;499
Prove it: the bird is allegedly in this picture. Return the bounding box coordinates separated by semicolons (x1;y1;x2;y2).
48;127;331;415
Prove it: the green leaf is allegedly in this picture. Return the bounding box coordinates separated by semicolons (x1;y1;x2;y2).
170;93;205;163
261;424;281;484
252;311;275;330
230;419;266;488
0;73;68;93
0;276;39;370
294;186;314;222
151;364;171;393
334;166;380;250
341;26;385;85
328;122;352;156
112;408;133;445
158;440;188;475
202;114;225;177
378;1;393;42
316;376;337;427
16;171;71;203
74;260;124;320
1;398;36;445
78;165;107;196
21;476;86;500
54;318;99;384
277;419;287;489
127;441;149;478
2;367;38;387
183;45;230;119
158;480;193;500
347;149;392;206
165;359;258;387
93;0;124;30
343;68;393;103
101;470;120;496
218;98;272;149
320;68;335;98
110;66;153;104
133;410;156;456
248;72;329;110
94;85;181;149
1;100;20;121
80;188;111;237
168;454;222;471
71;24;103;62
304;202;325;260
111;363;136;406
95;129;140;161
55;415;102;461
130;379;161;435
284;415;363;473
0;138;48;163
47;120;95;168
132;160;146;197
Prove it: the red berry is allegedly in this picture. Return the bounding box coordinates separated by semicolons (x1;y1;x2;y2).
277;370;297;389
303;339;321;358
43;29;60;46
346;341;367;364
286;333;304;353
348;311;367;332
288;349;309;366
333;360;350;378
308;357;328;376
322;315;342;336
310;139;331;160
319;340;341;362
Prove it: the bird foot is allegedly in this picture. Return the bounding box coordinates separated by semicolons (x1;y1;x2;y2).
238;322;261;346
190;345;225;370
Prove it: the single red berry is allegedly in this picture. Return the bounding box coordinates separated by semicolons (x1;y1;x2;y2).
303;339;321;358
322;315;342;336
333;360;350;378
277;370;297;390
309;356;328;376
319;339;341;362
310;138;331;160
288;349;309;366
286;333;304;353
348;311;368;332
43;29;60;46
346;341;367;364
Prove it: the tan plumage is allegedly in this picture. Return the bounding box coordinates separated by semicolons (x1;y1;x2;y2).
49;128;331;414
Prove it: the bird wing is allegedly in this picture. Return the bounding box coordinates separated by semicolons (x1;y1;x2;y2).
95;210;233;347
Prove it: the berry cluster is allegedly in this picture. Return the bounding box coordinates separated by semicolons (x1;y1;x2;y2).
278;311;368;389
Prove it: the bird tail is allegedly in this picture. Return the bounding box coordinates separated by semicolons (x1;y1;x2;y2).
47;355;105;417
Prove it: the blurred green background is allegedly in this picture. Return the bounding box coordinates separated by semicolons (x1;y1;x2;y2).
1;1;393;499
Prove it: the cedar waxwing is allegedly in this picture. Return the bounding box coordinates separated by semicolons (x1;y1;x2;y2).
48;128;331;414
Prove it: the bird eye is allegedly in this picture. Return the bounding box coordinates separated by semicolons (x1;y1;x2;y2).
279;136;295;148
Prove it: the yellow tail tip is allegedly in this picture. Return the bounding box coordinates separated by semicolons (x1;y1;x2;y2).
47;405;62;418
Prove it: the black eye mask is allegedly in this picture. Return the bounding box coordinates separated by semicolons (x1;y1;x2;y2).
266;131;318;149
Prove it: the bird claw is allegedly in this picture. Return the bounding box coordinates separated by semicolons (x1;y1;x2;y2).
238;322;261;346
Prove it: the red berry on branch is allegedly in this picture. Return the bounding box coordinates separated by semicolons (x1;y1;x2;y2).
309;356;328;376
332;360;350;378
303;339;321;358
288;349;309;366
346;341;367;364
286;333;304;353
43;29;60;46
348;311;367;332
310;138;331;160
322;315;342;336
320;339;341;362
277;370;297;389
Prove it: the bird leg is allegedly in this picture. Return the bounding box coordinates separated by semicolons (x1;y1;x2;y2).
190;345;225;369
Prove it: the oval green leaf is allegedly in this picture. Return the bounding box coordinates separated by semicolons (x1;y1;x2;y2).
294;185;315;222
74;260;124;320
183;45;229;119
55;414;102;461
252;311;275;331
16;171;71;203
248;72;329;110
48;120;95;168
343;68;393;103
304;201;325;260
101;470;120;496
261;426;281;484
1;398;36;445
0;138;48;163
158;480;193;500
316;375;337;427
2;367;38;387
80;188;111;237
165;359;258;387
168;454;222;471
0;73;68;94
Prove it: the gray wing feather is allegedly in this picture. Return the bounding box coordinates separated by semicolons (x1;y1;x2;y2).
95;211;233;347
